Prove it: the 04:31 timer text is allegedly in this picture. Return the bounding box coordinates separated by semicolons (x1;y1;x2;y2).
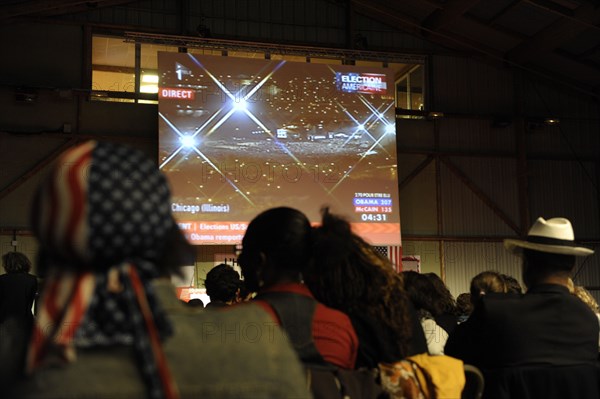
360;214;388;222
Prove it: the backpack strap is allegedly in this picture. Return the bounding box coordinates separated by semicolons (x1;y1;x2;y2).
255;291;328;366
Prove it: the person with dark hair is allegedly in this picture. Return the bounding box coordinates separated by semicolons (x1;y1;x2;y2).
186;298;205;308
304;208;427;369
204;263;241;308
446;217;598;371
424;272;459;335
469;270;507;306
0;252;38;325
238;206;358;369
0;251;38;389
403;271;450;355
8;141;310;399
455;293;473;323
500;273;523;294
2;252;33;273
237;280;254;302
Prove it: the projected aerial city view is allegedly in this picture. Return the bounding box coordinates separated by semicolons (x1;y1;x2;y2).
158;52;400;245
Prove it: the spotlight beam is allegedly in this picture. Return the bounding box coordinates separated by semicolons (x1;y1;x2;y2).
355;99;395;158
159;112;188;169
336;103;378;145
188;54;236;102
159;112;185;138
243;60;286;100
206;107;237;135
190;147;255;206
243;109;273;137
328;129;393;195
160;146;184;170
324;64;394;149
191;108;225;138
190;57;320;185
160;58;287;188
188;56;284;138
358;95;394;126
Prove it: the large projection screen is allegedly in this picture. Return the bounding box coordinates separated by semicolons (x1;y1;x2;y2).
158;52;401;246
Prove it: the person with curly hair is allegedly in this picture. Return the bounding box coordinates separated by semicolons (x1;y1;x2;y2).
204;263;241;308
403;270;450;355
424;272;459;335
567;279;600;353
501;273;523;294
304;208;427;369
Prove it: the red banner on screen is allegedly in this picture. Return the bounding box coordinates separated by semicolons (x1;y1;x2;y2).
159;88;195;100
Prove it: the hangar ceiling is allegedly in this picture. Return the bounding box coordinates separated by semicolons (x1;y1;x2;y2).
1;0;599;97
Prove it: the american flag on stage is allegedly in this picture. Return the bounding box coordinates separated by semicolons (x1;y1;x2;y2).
373;245;403;273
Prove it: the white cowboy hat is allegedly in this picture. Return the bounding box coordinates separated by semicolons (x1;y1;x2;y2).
504;217;594;256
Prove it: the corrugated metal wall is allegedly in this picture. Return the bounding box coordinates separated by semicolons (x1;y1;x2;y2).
528;160;599;238
431;55;515;115
442;241;522;297
440;158;518;237
398;160;438;235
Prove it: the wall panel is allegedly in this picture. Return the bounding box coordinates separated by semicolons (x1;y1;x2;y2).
1;163;43;227
443;241;522;297
528;160;599;238
402;240;441;275
526;122;600;159
355;14;441;52
396;119;435;149
432;55;514;116
440;161;517;237
445;156;519;232
439;118;515;154
519;75;600;121
0;22;82;88
399;162;438;236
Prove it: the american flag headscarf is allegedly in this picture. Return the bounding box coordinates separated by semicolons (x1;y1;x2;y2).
28;140;179;399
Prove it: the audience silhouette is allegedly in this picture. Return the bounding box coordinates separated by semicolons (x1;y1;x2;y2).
424;272;459;335
0;252;37;327
8;141;310;399
3;144;598;399
403;271;450;355
238;206;359;369
446;217;599;398
0;251;38;389
204;263;241;308
304;207;427;369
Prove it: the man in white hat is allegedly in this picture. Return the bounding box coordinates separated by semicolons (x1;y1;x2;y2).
445;217;597;370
